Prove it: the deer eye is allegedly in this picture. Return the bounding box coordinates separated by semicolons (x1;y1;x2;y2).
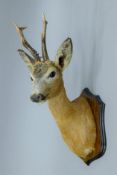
30;77;33;81
48;71;56;78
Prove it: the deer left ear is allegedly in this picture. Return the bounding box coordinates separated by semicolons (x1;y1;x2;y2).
54;38;73;71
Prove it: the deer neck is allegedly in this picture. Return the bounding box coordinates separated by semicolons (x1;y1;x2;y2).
48;82;73;123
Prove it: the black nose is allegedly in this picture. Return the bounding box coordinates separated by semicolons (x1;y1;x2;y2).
30;94;45;102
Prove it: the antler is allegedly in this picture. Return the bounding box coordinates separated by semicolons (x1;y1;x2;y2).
41;15;49;61
14;23;41;61
14;16;49;62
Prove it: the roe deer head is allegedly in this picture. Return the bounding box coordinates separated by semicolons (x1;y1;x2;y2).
15;16;72;103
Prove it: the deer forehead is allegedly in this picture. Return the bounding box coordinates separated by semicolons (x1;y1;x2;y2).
32;61;59;78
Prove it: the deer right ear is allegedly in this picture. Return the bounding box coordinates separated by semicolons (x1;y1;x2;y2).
18;49;34;71
54;38;73;71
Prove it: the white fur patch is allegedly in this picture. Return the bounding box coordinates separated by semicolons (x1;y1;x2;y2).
84;147;94;156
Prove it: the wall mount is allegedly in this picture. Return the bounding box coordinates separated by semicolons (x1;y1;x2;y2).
81;88;106;165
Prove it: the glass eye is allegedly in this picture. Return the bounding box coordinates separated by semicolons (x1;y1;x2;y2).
30;77;33;81
49;71;56;78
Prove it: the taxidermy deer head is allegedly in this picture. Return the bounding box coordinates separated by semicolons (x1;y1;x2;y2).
15;16;106;165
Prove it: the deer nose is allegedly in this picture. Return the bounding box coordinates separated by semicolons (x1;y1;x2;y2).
30;94;45;102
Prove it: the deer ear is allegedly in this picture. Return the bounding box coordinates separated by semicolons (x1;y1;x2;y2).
54;38;73;71
18;49;34;71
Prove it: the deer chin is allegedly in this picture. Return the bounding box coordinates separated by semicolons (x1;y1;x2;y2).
38;96;50;104
38;99;47;104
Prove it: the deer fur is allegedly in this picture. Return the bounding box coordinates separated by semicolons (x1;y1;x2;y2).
48;81;96;160
15;16;97;162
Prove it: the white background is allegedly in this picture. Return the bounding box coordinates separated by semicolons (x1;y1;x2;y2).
0;0;117;174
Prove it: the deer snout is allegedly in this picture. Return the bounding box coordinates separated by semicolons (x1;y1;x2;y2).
30;94;46;102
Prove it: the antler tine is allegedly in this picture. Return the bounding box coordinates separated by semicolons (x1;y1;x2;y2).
14;23;41;61
41;15;49;61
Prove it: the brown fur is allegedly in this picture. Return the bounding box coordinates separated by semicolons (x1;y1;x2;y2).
48;80;96;161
